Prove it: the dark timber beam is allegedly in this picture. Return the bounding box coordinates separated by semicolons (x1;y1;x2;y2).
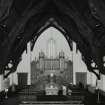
0;0;13;22
89;0;105;26
54;0;105;75
0;0;105;76
0;0;48;74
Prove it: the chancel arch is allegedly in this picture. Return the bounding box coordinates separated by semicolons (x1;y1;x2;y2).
10;26;94;88
15;26;73;85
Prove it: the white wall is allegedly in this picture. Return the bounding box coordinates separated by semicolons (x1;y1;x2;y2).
0;75;10;92
9;42;31;85
72;42;90;85
72;42;105;91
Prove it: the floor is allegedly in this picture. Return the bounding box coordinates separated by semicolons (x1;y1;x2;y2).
0;86;105;105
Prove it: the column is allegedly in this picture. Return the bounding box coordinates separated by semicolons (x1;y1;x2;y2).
0;74;4;91
27;42;31;85
9;72;18;85
72;42;76;84
90;72;97;87
100;74;105;91
87;71;91;85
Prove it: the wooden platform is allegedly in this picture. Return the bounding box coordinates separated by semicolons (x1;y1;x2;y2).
17;85;85;105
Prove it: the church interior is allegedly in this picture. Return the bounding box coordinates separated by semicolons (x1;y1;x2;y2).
0;0;105;105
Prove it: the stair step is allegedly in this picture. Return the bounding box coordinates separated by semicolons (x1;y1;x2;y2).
20;101;84;105
20;103;84;105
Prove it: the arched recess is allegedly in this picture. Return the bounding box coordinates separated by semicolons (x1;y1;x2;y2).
30;18;73;53
15;25;73;85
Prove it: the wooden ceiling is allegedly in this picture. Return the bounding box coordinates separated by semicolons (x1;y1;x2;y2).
0;0;105;79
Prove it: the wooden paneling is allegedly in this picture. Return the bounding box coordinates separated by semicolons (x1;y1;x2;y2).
17;73;28;86
76;72;87;86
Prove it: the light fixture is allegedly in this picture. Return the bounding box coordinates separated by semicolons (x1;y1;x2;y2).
50;73;54;77
8;63;13;68
103;56;105;62
103;56;105;67
103;63;105;67
91;62;96;68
